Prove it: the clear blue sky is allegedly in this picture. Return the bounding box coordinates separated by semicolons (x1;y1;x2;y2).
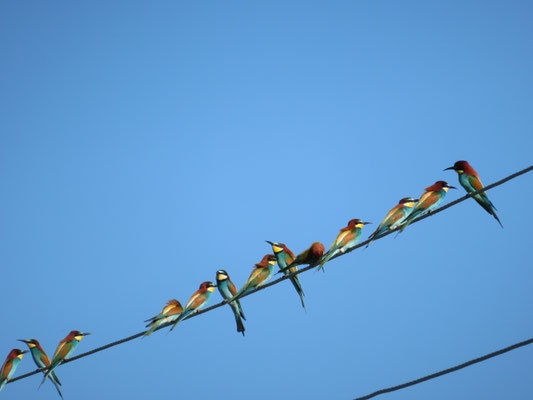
1;1;532;399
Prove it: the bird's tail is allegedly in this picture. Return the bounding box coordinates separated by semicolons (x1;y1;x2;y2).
476;196;504;229
0;378;6;392
317;250;335;271
144;320;162;337
51;370;62;386
289;275;306;309
493;211;504;229
230;303;246;336
50;375;64;399
168;312;188;332
236;300;246;321
40;366;54;388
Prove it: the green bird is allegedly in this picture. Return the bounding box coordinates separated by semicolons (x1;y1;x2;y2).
19;339;63;398
266;241;306;309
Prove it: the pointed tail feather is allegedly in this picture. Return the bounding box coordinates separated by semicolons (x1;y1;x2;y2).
317;250;336;271
289;276;306;309
50;376;64;399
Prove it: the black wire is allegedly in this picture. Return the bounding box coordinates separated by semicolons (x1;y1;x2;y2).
353;337;533;400
8;164;533;385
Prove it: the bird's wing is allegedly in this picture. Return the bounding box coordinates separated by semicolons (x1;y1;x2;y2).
39;350;51;367
467;174;485;192
0;360;13;380
228;280;238;296
185;291;206;311
336;230;355;248
52;341;71;364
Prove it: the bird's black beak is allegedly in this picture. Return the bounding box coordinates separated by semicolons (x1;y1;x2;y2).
82;332;92;336
17;339;28;344
363;221;372;225
413;199;419;202
447;185;457;189
21;350;28;354
265;240;274;246
444;166;455;171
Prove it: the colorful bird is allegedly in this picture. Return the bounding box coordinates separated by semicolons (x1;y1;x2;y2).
280;242;326;271
266;241;306;309
41;331;91;387
18;339;63;398
397;181;456;232
318;219;371;271
144;299;183;337
230;254;277;302
366;197;418;247
445;160;503;227
0;349;27;392
169;281;216;332
216;270;246;336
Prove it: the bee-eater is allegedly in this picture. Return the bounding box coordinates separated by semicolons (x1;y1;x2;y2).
0;349;27;392
18;339;63;398
230;254;277;302
366;197;418;247
216;270;246;336
445;160;503;228
41;331;91;387
318;219;371;271
169;281;216;332
398;181;456;232
144;299;183;337
281;242;326;271
266;241;306;309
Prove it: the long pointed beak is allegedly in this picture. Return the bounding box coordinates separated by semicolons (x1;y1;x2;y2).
17;339;28;344
413;199;419;202
265;240;274;246
21;350;28;354
444;166;455;171
82;332;92;336
447;185;457;189
363;221;372;225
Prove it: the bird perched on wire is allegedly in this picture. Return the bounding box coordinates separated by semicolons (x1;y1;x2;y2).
397;181;456;233
279;242;326;272
318;219;371;271
169;282;216;332
18;339;63;398
41;331;91;387
366;197;417;247
266;241;306;309
144;299;183;337
230;254;277;303
0;349;27;393
216;269;246;336
445;160;503;227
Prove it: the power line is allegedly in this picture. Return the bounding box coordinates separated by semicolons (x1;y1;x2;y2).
8;164;533;385
353;336;533;400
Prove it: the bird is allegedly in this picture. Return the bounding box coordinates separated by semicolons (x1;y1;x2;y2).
318;219;371;271
216;270;246;336
397;181;456;232
18;339;63;398
366;197;418;247
169;281;216;332
41;331;91;387
230;254;277;303
445;160;503;227
279;242;326;272
266;241;306;309
144;299;183;337
0;349;27;393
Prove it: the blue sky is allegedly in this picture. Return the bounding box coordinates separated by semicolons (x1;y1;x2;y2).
1;1;532;399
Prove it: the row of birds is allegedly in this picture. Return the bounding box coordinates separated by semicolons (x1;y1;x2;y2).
0;161;503;397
